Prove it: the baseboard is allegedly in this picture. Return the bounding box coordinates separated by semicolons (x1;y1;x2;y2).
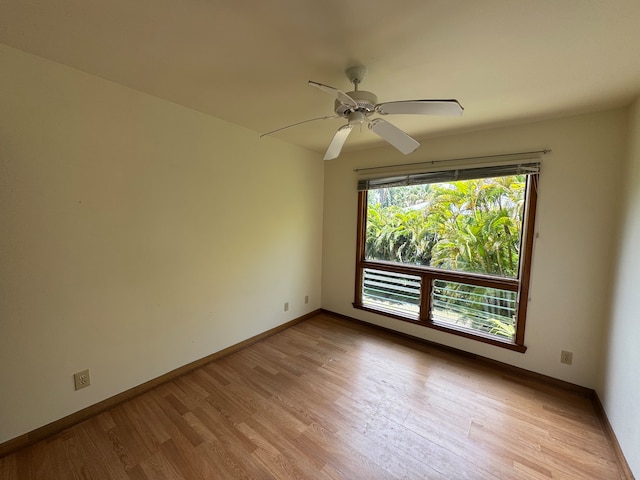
0;309;320;459
590;392;636;480
322;308;635;478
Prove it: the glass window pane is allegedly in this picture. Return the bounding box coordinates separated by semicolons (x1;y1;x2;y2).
431;279;517;341
362;268;421;319
365;176;526;278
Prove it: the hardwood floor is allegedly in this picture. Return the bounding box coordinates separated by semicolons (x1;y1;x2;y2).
0;313;625;479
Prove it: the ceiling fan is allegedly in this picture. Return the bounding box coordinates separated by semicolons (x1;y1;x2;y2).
261;66;464;160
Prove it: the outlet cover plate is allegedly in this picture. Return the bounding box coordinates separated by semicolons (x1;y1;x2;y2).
74;369;91;390
560;351;573;365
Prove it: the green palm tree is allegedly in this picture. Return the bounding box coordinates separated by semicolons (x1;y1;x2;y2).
426;177;524;277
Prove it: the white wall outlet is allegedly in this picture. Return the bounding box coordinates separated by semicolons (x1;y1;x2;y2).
560;350;573;365
74;369;91;390
304;295;309;304
284;302;289;312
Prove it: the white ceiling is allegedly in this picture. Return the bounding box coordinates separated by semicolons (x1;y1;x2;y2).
2;0;640;155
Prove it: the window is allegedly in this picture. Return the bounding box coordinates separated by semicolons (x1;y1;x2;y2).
354;159;540;352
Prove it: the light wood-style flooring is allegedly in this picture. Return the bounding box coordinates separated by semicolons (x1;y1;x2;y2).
0;313;625;479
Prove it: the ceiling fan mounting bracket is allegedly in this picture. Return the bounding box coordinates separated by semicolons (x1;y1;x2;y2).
346;66;367;87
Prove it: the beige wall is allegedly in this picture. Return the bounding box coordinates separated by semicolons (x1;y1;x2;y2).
0;45;324;444
322;109;627;388
599;98;640;476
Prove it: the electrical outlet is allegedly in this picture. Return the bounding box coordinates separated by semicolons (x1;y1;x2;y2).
74;369;91;390
284;302;289;312
304;295;309;304
560;350;573;365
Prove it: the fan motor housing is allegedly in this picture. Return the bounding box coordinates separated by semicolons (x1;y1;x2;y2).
335;90;378;116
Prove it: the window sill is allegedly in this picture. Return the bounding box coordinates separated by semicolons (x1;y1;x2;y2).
353;302;527;353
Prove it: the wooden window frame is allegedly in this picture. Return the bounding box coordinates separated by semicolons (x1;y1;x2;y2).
353;175;539;353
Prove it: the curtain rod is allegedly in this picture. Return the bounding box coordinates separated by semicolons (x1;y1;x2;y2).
353;149;551;173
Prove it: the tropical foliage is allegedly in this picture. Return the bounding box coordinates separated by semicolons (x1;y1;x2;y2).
366;176;525;278
365;176;526;340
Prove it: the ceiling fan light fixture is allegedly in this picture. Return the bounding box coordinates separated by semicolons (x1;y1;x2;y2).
347;110;366;126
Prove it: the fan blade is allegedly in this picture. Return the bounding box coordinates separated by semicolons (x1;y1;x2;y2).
324;124;353;160
369;118;420;155
260;115;338;137
376;99;464;116
309;81;358;108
